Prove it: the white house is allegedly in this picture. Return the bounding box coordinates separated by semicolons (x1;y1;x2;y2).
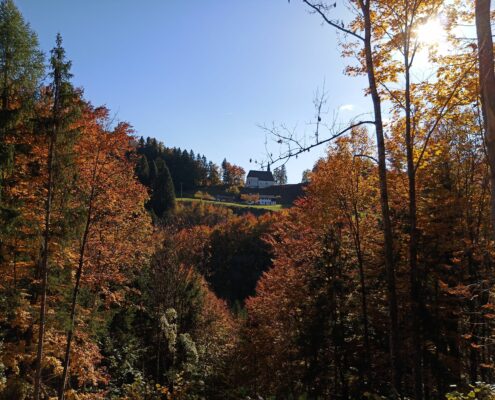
245;170;275;188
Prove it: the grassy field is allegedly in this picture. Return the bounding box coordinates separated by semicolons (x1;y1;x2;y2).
177;197;283;211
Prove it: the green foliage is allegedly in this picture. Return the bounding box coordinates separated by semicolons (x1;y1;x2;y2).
174;200;234;228
226;185;240;195
0;0;44;110
150;158;176;219
160;308;178;354
137;137;219;190
105;339;147;399
204;214;274;304
193;190;215;201
136;155;150;185
446;383;495;400
0;0;44;247
301;169;311;183
273;164;287;185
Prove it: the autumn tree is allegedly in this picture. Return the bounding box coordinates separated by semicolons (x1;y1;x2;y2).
221;158;245;186
58;108;153;399
292;2;401;392
475;0;495;234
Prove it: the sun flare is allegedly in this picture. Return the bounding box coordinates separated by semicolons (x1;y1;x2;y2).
415;18;449;52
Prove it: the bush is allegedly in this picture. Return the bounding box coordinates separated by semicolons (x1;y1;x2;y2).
446;383;495;399
226;186;240;196
193;191;215;201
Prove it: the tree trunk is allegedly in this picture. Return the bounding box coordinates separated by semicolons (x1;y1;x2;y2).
58;200;93;400
34;52;62;400
404;33;423;400
475;0;495;235
351;198;371;386
58;143;100;399
33;115;56;400
360;0;401;395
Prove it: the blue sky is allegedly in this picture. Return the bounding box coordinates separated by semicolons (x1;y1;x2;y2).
17;0;370;183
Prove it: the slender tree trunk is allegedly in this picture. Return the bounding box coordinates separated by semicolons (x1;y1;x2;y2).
34;57;62;399
475;0;495;235
58;146;99;399
404;34;423;400
360;0;401;395
33;118;56;400
468;257;479;384
351;199;371;385
58;200;93;400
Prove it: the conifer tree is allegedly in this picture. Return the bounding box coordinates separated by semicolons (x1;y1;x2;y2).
150;159;159;184
150;158;176;219
221;158;230;184
136;155;150;186
0;0;43;262
273;165;287;185
34;33;74;400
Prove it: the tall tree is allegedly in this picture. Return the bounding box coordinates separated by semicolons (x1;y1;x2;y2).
298;1;401;393
221;158;230;185
33;33;73;400
150;158;176;219
208;161;221;185
136;155;150;186
0;0;43;144
58;109;152;399
475;0;495;235
273;165;287;185
301;169;311;183
0;0;43;270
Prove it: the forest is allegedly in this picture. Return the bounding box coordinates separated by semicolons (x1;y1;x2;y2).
1;0;495;399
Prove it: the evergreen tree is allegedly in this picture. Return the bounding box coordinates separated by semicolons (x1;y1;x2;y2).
0;0;44;260
34;33;76;400
208;161;221;185
273;165;288;185
301;169;311;183
150;158;176;219
221;158;230;184
149;159;158;184
136;155;150;186
0;0;44;116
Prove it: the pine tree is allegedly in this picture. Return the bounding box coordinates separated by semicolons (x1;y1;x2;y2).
221;158;230;184
0;0;44;262
150;158;176;219
0;0;43;132
301;169;311;183
208;161;221;185
273;165;287;185
34;33;74;400
136;155;150;186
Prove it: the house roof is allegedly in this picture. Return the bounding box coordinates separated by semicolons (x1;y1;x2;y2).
247;170;274;181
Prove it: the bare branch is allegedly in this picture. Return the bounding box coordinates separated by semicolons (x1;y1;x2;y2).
260;120;375;168
354;153;378;163
302;0;365;41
